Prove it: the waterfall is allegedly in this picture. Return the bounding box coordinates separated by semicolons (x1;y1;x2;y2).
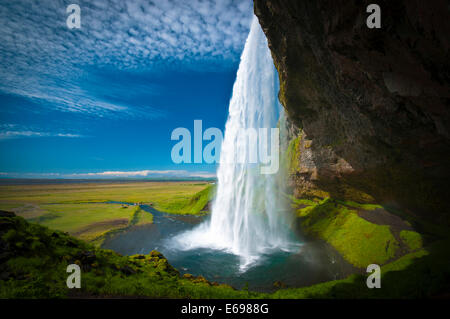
174;16;298;270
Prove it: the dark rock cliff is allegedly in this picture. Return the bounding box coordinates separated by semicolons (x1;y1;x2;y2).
254;0;450;224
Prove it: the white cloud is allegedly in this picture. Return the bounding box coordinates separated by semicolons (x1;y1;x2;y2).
70;169;215;178
0;0;253;118
0;169;216;179
0;124;84;140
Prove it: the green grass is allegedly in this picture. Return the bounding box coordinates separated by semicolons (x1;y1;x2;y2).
131;207;154;226
0;181;212;245
286;134;302;174
28;204;155;246
31;203;140;242
0;215;253;298
0;203;25;211
296;198;398;268
286;194;318;207
400;230;423;251
0;182;213;217
156;184;215;215
1;181;447;298
0;181;211;207
335;200;382;211
271;239;450;299
1;214;449;298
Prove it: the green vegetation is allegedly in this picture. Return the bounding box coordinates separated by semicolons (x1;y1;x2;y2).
296;198;398;267
335;200;382;211
0;181;213;246
132;208;154;226
400;230;423;251
0;203;25;211
0;181;211;207
287;194;317;207
31;203;140;242
0;214;251;298
286;134;302;174
1;213;449;298
0;179;447;298
270;242;447;298
156;184;215;215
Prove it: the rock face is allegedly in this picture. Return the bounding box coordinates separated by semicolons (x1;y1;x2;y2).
254;0;450;224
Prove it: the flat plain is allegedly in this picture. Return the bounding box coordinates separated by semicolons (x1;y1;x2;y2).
0;181;212;245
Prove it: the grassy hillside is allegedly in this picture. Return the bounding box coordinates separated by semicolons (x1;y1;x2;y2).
1;211;449;298
292;196;431;268
0;212;249;298
271;239;450;298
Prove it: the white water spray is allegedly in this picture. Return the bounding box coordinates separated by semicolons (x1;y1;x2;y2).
174;17;297;270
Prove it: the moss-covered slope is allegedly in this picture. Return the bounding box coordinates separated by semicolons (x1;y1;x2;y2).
1;210;449;298
0;211;249;298
293;197;428;268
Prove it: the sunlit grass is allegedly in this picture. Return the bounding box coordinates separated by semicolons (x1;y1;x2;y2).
157;184;215;214
32;203;139;242
0;181;212;245
298;198;398;267
0;181;211;206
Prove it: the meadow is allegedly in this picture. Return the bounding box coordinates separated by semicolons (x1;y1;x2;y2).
0;181;213;246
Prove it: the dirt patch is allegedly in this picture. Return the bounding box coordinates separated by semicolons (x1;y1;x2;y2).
14;204;48;220
358;208;413;230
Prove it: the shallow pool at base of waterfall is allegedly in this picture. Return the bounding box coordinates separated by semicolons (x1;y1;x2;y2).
102;205;356;292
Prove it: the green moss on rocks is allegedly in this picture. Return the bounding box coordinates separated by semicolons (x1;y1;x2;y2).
270;239;450;298
0;213;249;298
1;211;449;298
336;200;382;211
297;198;399;268
400;230;423;251
286;134;302;174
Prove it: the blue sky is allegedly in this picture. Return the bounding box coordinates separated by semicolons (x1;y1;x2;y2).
0;0;253;179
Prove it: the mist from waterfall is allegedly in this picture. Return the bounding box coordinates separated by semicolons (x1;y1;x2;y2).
173;16;298;270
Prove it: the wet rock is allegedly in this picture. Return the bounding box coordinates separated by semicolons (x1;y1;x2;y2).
254;0;450;224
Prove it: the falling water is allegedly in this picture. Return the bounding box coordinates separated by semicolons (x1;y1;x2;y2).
174;17;298;270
